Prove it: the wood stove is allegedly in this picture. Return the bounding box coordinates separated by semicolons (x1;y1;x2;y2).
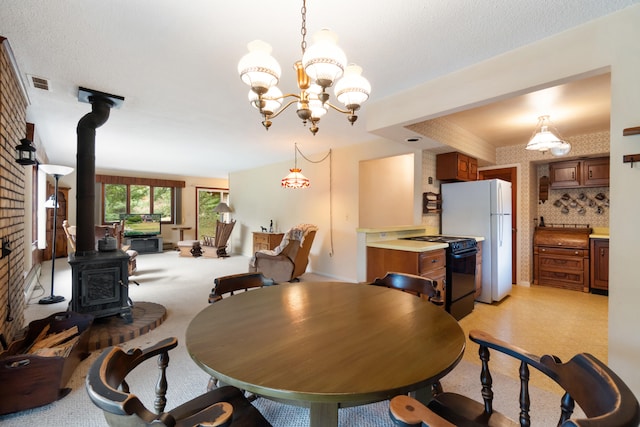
69;87;131;321
69;250;132;322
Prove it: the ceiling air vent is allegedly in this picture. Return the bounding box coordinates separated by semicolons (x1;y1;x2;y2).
28;74;50;91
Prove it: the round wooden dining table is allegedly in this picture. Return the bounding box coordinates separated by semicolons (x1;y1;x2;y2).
185;281;465;427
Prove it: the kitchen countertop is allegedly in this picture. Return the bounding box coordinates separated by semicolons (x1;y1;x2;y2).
367;239;449;252
367;236;485;252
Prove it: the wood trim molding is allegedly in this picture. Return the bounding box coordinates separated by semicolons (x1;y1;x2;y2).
96;174;185;188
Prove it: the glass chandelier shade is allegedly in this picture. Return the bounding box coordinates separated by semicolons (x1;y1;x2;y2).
238;0;370;135
238;40;281;95
334;65;371;110
525;115;571;156
301;29;347;88
249;87;283;115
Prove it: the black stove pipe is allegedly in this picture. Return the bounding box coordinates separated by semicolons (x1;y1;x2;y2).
75;96;113;256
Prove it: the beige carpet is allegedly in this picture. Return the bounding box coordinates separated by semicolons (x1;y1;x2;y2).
0;251;577;426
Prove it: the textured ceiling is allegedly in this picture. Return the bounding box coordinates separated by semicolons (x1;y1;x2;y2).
0;1;636;177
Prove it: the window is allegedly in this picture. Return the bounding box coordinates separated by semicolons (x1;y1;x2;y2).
98;175;184;224
153;187;172;222
130;185;150;214
104;184;127;222
196;187;229;239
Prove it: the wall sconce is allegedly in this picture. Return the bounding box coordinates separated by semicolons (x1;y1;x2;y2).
15;137;37;165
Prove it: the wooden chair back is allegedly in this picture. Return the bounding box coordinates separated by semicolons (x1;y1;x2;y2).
62;220;76;253
371;272;442;305
389;329;640;427
209;272;275;303
86;337;272;426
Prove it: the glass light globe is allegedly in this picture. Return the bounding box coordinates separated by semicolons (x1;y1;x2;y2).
302;29;346;88
334;64;371;110
248;86;283;115
238;40;281;94
550;141;572;157
526;126;564;151
309;97;327;119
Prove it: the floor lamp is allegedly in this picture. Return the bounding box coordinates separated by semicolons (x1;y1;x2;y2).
39;164;74;305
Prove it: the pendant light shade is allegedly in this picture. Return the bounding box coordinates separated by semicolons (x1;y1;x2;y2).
525;115;571;156
281;168;310;189
281;143;310;188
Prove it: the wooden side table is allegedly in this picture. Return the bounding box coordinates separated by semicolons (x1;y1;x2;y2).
252;232;284;252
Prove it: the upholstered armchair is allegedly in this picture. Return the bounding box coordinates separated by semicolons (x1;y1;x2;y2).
250;224;317;282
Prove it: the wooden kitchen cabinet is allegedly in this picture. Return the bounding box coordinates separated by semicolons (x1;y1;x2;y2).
533;227;591;292
252;232;284;253
590;238;609;292
436;152;477;181
549;157;609;188
366;247;446;300
549;160;581;188
582;157;610;187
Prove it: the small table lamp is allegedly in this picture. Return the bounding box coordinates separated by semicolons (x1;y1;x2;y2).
213;202;232;223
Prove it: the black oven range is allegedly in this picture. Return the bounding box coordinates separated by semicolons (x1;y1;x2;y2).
403;235;478;320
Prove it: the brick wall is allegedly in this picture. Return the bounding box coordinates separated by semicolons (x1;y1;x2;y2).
1;38;29;341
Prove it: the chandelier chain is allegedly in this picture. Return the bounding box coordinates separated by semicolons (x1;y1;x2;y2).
300;0;307;55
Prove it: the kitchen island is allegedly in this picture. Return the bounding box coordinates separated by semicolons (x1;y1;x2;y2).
356;225;438;282
357;226;485;319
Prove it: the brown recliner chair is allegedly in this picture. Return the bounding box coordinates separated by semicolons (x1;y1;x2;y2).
250;225;317;282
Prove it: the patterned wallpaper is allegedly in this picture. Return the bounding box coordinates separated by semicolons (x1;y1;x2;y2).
420;130;610;284
536;164;609;228
420;151;441;233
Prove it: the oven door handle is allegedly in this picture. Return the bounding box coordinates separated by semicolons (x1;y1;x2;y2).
451;249;478;258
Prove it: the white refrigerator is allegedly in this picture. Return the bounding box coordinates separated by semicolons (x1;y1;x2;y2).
441;179;512;303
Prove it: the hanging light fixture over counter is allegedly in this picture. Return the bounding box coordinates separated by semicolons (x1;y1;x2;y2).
525;115;571;156
238;0;371;136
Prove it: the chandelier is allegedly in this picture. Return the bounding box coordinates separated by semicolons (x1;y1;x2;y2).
238;0;371;136
525;115;571;156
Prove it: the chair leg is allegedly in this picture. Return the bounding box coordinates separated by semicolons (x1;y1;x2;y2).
207;376;219;391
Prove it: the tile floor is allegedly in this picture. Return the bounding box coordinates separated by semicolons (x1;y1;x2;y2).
457;283;608;393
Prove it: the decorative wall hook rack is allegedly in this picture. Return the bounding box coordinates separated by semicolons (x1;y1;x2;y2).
622;127;640;167
622;154;640;168
622;127;640;136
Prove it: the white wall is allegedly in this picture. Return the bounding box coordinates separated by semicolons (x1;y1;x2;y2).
365;6;640;397
230;140;419;281
359;153;415;228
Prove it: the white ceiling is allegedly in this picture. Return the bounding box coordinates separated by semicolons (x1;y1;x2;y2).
1;1;635;178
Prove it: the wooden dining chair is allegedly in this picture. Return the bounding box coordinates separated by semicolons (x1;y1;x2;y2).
371;272;443;306
208;272;275;303
86;337;272;427
389;329;640;427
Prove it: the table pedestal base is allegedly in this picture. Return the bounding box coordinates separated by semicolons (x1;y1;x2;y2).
310;402;338;427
